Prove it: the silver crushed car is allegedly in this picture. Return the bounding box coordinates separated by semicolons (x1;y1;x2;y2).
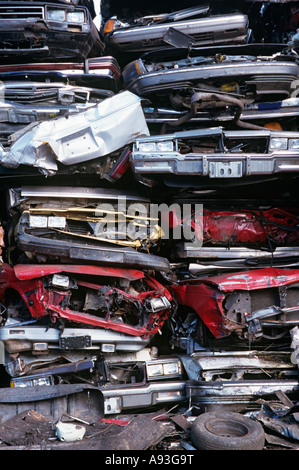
122;46;299;129
131;127;299;184
0;90;150;176
0;82;114;143
103;6;249;53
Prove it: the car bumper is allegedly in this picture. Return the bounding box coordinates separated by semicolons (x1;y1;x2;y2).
131;153;299;178
102;380;186;414
107;14;248;52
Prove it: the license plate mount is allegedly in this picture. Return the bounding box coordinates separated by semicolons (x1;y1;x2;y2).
209;161;243;178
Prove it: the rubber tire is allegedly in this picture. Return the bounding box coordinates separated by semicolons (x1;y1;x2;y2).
191;411;265;450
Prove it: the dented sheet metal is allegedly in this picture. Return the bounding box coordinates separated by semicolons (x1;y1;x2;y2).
170;268;299;344
186;378;299;411
0;263;173;338
10;186;162;250
195;268;299;291
131;127;299;184
166;206;299;262
0;91;149;175
104;10;249;54
189;350;297;381
6;186;169;270
0;384;104;424
0;320;151;353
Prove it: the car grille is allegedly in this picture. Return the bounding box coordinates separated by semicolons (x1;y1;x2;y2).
66;220;91;236
0;5;44;19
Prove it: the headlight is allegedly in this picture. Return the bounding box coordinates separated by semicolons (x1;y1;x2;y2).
147;360;182;378
149;296;171;312
52;274;70;289
67;11;85;23
269;137;288;150
11;376;52;388
29;215;66;229
29;215;47;228
147;363;164;377
156;141;174;152
138;141;174;152
138;142;156;152
48;216;66;228
289;139;299;150
47;9;66;21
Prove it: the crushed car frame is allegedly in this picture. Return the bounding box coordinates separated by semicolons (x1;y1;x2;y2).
0;1;104;59
130;127;299;185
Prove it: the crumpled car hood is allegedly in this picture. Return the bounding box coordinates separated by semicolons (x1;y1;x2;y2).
0;91;149;175
197;267;299;291
0;263;173;338
10;263;145;282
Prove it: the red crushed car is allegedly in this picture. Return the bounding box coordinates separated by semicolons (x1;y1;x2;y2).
0;263;173;338
168;206;299;246
162;206;299;264
170;267;299;346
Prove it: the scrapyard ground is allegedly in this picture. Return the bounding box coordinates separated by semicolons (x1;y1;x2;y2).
0;401;298;451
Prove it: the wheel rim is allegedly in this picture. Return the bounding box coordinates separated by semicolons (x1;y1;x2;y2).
205;417;249;438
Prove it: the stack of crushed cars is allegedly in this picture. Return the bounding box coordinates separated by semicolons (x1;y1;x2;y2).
0;0;299;450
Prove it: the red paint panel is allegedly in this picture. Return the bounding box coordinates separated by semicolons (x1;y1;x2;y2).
166;207;299;245
11;264;145;281
0;263;171;337
198;268;299;291
171;267;299;338
199;208;299;245
171;283;227;338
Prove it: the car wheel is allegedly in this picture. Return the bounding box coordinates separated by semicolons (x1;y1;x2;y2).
191;411;265;450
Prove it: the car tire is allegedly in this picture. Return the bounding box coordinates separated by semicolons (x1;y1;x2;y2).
191;411;265;450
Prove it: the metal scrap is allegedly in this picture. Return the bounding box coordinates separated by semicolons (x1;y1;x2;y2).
0;91;149;175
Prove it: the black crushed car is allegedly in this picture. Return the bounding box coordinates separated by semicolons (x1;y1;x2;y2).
0;1;104;60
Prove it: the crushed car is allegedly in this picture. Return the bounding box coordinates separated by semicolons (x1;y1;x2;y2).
169;267;299;351
103;4;249;59
0;1;104;60
0;0;298;441
0;81;114;146
0;343;187;416
0;262;173;337
122;44;299;131
130;127;299;187
0;90;150;177
5;186;170;271
0;56;121;91
162;204;299;265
